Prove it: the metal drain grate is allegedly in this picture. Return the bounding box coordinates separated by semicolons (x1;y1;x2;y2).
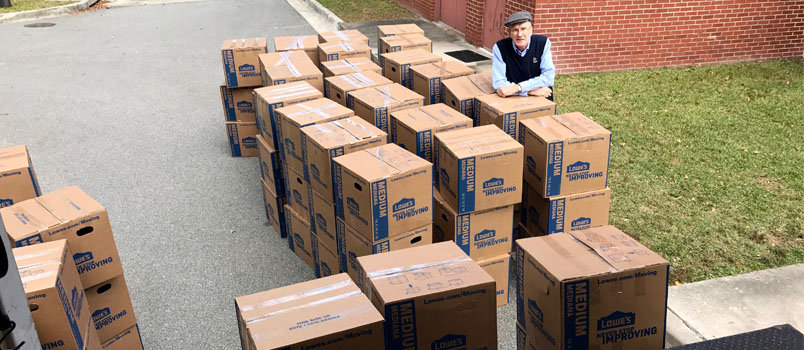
444;50;489;63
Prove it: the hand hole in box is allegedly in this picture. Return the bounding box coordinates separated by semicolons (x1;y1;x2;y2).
442;213;448;221
410;236;422;244
391;67;397;73
354;183;363;191
77;226;94;236
97;283;112;294
29;303;39;312
296;177;303;185
336;93;341;99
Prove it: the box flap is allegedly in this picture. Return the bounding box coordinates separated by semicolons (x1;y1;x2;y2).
411;61;474;79
468;72;494;94
435;125;521;159
351;84;422;107
335;143;431;182
477;94;553;113
221;38;267;50
382;33;430;46
273;35;318;51
277;98;353;127
392;104;470;131
254;81;321;104
303;117;385;149
318;41;371;54
13;239;68;292
0;145;31;172
441;72;493;99
378;24;424;36
36;186;105;224
380;49;440;65
322;57;377;71
327;71;392;90
319;30;368;43
553;112;611;138
521;112;611;142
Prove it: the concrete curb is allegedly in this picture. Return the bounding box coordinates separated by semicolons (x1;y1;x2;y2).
297;0;343;30
0;0;100;24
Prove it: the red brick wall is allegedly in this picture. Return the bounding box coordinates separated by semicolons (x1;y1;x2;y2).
396;0;437;21
450;0;804;73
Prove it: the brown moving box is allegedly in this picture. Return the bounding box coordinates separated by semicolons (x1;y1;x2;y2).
220;85;257;123
435;125;523;214
349;83;424;132
258;51;324;93
2;186;123;288
377;23;424;44
14;240;102;350
307;185;336;252
253;81;323;149
276;98;353;175
389;103;472;163
317;42;372;69
284;204;315;269
357;241;497;349
262;179;287;238
318;30;369;44
101;324;143;350
522;181;611;236
284;165;310;221
478;253;511;307
378;33;432;57
441;72;494;124
515;226;669;350
411;61;475;105
273;35;320;67
339;219;432;282
520;113;612;198
257;135;284;197
301;117;387;201
333;143;432;241
475;94;556;140
0;145;41;208
324;71;393;108
433;190;514;260
226;121;259;157
321;57;382;77
313;237;340;278
221;38;268;88
85;274;137;342
379;49;442;88
235;273;384;350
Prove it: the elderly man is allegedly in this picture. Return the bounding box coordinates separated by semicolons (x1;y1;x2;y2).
492;11;554;100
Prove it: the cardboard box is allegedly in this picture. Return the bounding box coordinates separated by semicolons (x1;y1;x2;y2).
520;113;612;198
313;238;340;279
284;165;310;221
101;324;144;350
324;71;393;108
514;226;669;350
357;241;498;349
273;35;320;67
226;121;259;157
377;23;424;44
307;185;336;252
85;274;137;342
253;82;323;149
338;219;432;282
378;33;432;57
284;205;315;269
522;182;611;236
0;145;41;208
333;143;432;241
300;117;387;201
262;179;288;238
220;85;257;123
317;42;372;69
475;94;556;140
257;135;284;197
433;190;514;260
478;253;511;306
389;103;472;163
379;49;442;88
221;38;268;88
321;57;382;77
258;50;324;93
435;125;524;214
349;83;424;133
318;30;370;44
276;98;353;175
2;186;123;288
235;273;384;350
411;61;475;105
13;240;101;350
441;72;494;124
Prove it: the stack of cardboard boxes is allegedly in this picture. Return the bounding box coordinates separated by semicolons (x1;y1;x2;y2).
0;145;40;208
441;71;495;124
2;186;142;349
221;38;268;157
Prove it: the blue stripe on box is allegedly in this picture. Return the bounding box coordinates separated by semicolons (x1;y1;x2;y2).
458;157;476;213
371;179;389;241
546;141;563;197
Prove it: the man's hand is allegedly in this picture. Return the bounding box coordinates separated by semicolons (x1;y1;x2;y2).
496;84;520;97
528;87;552;98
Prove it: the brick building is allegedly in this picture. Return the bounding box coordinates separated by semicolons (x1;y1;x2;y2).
392;0;804;73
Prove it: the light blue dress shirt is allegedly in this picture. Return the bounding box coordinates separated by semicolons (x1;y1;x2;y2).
492;37;555;96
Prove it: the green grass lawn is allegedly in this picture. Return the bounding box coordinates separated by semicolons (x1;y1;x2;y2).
0;0;74;13
318;0;413;22
557;59;804;283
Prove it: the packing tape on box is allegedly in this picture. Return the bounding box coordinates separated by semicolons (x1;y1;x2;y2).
241;279;353;312
21;270;58;284
284;36;306;50
380;85;391;105
275;51;302;77
366;256;474;280
245;290;363;324
340;42;354;52
334;31;349;41
290;102;341;119
271;88;320;101
339;74;366;89
331;118;379;139
13;247;64;262
351;72;376;86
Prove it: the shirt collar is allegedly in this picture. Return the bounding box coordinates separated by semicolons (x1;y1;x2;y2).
512;36;531;56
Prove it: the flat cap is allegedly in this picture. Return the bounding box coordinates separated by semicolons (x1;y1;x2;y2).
504;11;533;27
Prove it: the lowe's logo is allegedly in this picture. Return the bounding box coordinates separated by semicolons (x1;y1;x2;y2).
92;308;111;323
285;139;296;152
474;229;496;241
440;168;449;184
292;190;302;204
236;100;253;108
526;156;536;175
393;198;415;212
0;199;12;208
431;334;466;350
310;164;320;179
243;137;257;149
571;217;591;229
598;311;635;331
320;262;331;276
316;214;327;230
294;233;305;246
528;299;544;322
483;177;503;189
347;197;359;211
238;64;255;72
567;161;590;173
74;252;94;265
